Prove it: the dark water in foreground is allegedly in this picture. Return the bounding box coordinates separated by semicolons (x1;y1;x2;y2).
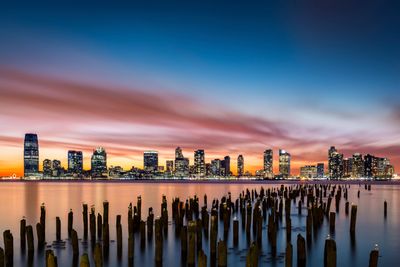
0;181;399;266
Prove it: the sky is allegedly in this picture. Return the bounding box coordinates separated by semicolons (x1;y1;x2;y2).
0;1;400;176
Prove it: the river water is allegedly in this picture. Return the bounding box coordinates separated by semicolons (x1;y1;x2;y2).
0;181;399;266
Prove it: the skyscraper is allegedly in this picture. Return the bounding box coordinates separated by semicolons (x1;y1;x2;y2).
343;158;353;178
316;163;324;178
329;146;343;179
223;156;231;177
300;165;317;179
24;133;39;177
175;147;189;177
194;150;205;177
279;149;291;178
52;159;62;177
68;150;83;175
166;160;174;175
91;147;107;178
364;154;377;178
175;147;183;159
144;151;158;173
263;149;273;179
210;159;221;176
237;155;244;177
352;153;364;178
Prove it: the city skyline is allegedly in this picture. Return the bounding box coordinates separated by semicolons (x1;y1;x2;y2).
1;3;400;176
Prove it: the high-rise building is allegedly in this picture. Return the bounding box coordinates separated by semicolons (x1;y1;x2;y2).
210;159;221;176
329;146;343;179
223;156;230;177
175;147;183;159
364;154;377;178
263;149;273;179
43;159;52;177
237;155;244;177
194;150;205;177
68;150;83;175
144;151;158;173
300;165;317;179
166;160;174;175
352;153;364;178
91;147;107;178
316;163;324;178
343;158;353;178
175;158;189;177
24;133;39;177
279;149;291;178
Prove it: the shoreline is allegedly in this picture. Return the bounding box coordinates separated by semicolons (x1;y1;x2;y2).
0;178;399;185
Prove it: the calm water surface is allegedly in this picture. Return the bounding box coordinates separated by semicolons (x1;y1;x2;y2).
0;181;399;266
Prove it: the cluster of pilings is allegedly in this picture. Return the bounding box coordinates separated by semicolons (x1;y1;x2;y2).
0;183;387;266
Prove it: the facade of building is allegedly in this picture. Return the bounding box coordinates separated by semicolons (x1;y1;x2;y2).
279;149;291;178
43;159;52;177
52;159;62;177
343;158;353;178
263;149;273;179
223;156;230;177
237;155;244;177
68;150;83;175
300;165;317;179
352;153;364;178
210;159;221;176
194;150;206;177
91;147;107;178
316;163;324;178
166;160;174;175
144;151;158;173
24;133;39;177
329;147;343;179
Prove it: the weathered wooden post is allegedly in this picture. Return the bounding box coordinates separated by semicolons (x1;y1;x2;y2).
297;234;306;267
80;253;90;267
233;219;239;246
345;202;349;215
56;217;61;241
103;201;109;226
3;230;13;267
384;201;387;218
324;238;337;267
0;247;4;267
210;214;218;260
90;208;96;244
40;204;46;241
155;218;163;266
329;212;336;233
286;217;292;242
140;220;146;249
128;233;134;267
245;242;259;267
181;226;188;259
97;213;102;239
26;225;34;254
285;243;292;267
368;246;379;267
188;221;196;267
94;243;103;267
46;249;57;267
350;205;357;235
71;229;79;261
68;210;73;237
36;223;45;248
198;249;207;267
20;219;26;251
102;222;109;252
83;204;88;240
217;239;227;267
116;215;122;258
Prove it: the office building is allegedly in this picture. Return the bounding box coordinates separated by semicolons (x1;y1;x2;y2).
316;163;324;178
329;147;344;179
68;150;83;175
352;153;364;178
263;149;273;179
194;150;206;177
144;151;158;172
43;159;52;177
24;133;39;177
91;147;107;178
300;165;317;179
222;156;230;177
237;155;244;177
279;149;291;178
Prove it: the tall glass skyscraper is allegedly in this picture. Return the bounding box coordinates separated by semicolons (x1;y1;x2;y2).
24;133;39;177
91;147;107;178
237;155;244;177
263;149;273;179
68;150;83;175
144;151;158;172
279;149;291;178
194;149;205;177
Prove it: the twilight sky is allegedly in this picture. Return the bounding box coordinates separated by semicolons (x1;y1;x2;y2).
0;2;400;176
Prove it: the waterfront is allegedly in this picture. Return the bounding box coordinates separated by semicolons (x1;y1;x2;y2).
0;181;399;266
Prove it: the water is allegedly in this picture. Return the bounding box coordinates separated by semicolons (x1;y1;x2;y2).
0;181;399;266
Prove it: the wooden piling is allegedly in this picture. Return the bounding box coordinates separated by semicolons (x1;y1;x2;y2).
26;225;34;254
285;243;292;267
140;220;146;248
94;243;103;267
155;218;163;266
80;253;90;267
20;219;26;251
56;217;61;241
188;221;196;267
71;229;79;260
128;233;134;266
245;242;259;267
36;223;45;248
3;230;13;267
217;239;227;267
97;214;102;239
324;238;337;267
297;234;306;267
68;210;73;237
384;201;387;218
90;209;96;243
0;247;4;267
83;204;88;240
40;204;46;241
329;212;336;233
233;219;239;246
180;226;187;259
345;202;349;215
350;205;357;235
368;248;379;267
46;249;57;267
116;215;122;258
198;249;207;267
